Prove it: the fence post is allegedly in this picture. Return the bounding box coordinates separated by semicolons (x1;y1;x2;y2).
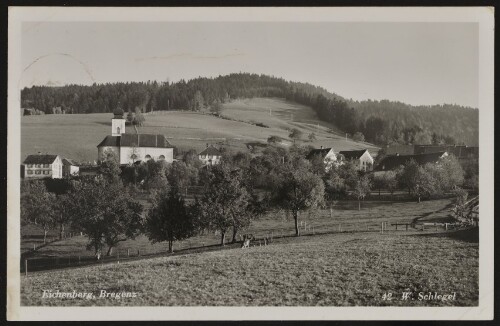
33;244;36;251
445;223;448;231
25;259;28;277
78;256;81;265
137;249;140;256
339;223;341;232
381;222;384;234
127;249;130;257
406;224;409;231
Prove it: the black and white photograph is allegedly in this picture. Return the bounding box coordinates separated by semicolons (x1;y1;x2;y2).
6;6;494;321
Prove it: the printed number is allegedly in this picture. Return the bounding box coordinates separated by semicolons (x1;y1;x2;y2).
382;292;393;301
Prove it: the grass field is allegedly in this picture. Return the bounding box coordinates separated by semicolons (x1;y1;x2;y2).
21;229;478;306
22;198;454;260
21;97;378;163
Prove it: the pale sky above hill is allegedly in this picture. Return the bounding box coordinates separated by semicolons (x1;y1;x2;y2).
20;22;478;108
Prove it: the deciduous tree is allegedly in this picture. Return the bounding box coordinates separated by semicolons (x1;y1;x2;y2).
195;163;252;245
145;188;194;253
68;178;144;258
21;180;56;243
273;160;324;236
289;128;303;144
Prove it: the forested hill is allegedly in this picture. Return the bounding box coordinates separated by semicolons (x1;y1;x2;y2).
20;73;478;146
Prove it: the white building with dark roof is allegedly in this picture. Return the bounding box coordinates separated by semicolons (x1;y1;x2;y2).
305;146;341;171
23;154;63;179
338;149;374;172
198;145;222;166
97;109;174;165
62;158;80;177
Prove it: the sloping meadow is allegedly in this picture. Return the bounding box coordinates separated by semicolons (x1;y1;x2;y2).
21;231;478;306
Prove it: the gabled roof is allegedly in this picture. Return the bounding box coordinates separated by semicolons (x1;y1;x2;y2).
23;154;59;164
199;145;221;156
376;152;447;171
384;145;415;156
62;158;76;166
339;149;369;160
97;134;172;148
306;148;333;160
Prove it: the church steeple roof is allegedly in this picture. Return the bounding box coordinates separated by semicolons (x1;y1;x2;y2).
113;107;124;119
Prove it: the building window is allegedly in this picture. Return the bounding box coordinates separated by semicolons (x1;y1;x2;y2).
27;170;33;175
159;155;165;160
35;170;41;175
43;171;49;175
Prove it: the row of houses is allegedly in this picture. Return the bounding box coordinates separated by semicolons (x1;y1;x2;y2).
305;147;375;172
304;146;457;176
22;109;471;179
385;144;478;160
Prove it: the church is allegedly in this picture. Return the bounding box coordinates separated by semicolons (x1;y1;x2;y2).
97;108;174;165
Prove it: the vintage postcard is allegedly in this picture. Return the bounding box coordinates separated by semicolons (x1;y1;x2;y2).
7;6;494;321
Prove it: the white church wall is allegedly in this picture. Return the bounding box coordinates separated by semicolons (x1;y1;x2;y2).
120;146;174;164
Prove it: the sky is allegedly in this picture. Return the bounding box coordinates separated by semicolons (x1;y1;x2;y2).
20;22;479;108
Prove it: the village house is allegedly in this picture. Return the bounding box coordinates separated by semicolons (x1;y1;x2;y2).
306;146;341;171
339;149;374;172
198;145;222;166
62;158;79;177
374;151;449;177
97;108;174;165
23;154;63;179
414;144;478;160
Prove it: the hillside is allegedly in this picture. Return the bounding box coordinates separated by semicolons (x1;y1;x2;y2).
21;97;378;163
21;72;479;146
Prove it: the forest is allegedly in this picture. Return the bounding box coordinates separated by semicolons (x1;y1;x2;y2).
20;73;479;146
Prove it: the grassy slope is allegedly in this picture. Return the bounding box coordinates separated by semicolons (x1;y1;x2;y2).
21;231;478;306
21;98;378;163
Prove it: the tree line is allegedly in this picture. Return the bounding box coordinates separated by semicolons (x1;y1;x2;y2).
21;73;478;146
21;142;470;259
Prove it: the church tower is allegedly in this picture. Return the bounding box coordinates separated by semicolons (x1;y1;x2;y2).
112;108;126;136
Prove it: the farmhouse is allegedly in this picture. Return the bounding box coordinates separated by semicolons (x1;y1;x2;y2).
97;109;174;165
339;149;374;172
23;154;63;179
306;146;341;171
375;152;449;173
62;158;79;177
198;145;222;166
414;144;478;160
